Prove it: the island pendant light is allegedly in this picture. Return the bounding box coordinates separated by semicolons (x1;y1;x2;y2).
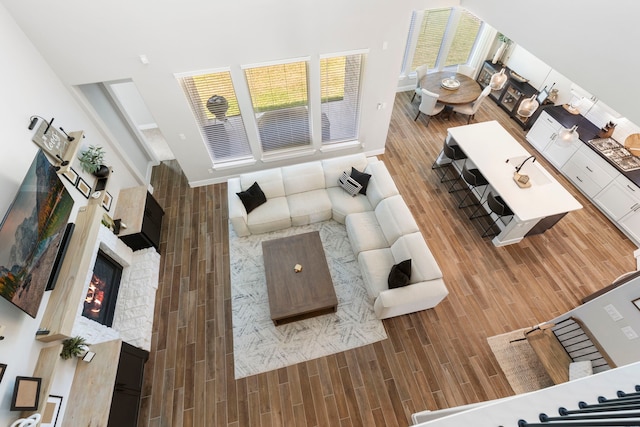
517;94;539;118
558;125;579;145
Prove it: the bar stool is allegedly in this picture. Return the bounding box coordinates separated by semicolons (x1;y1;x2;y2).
431;139;467;183
470;191;513;237
452;164;489;208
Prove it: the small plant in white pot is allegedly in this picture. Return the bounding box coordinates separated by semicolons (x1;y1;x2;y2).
78;145;109;177
60;336;89;360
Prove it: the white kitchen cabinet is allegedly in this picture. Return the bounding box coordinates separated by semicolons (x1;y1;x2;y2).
526;110;561;153
543;134;582;169
619;208;640;245
594;174;640;220
561;145;618;198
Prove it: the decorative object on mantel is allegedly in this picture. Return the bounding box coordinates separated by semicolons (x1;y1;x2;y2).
29;116;83;172
0;363;6;383
558;125;580;144
489;68;508;91
8;413;41;427
77;145;109;177
59;336;88;360
10;376;42;411
41;395;62;427
76;176;91;199
633;297;640;311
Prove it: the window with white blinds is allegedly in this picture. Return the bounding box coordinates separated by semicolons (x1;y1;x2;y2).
244;60;311;152
178;71;251;164
320;53;364;144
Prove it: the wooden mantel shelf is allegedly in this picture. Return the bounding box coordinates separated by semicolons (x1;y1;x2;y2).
37;201;104;342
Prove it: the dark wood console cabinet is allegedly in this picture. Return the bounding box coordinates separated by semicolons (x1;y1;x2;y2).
114;186;164;252
477;60;538;129
107;342;149;427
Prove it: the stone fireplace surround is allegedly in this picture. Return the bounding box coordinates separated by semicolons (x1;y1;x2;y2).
70;224;160;351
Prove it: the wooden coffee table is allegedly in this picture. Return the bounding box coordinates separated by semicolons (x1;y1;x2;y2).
262;231;337;325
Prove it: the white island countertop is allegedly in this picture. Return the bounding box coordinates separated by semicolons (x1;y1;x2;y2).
449;121;582;222
447;121;582;246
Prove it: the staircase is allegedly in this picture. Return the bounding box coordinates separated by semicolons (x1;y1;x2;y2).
411;361;640;427
517;385;640;426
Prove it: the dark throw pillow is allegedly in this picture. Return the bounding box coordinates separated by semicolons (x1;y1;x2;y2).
388;259;412;289
236;181;267;214
350;167;371;195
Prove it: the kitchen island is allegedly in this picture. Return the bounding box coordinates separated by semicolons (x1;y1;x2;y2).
447;120;583;246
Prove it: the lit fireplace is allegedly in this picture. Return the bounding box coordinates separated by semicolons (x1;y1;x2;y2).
83;249;123;327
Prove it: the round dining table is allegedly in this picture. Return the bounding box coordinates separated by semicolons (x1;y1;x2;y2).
420;71;482;105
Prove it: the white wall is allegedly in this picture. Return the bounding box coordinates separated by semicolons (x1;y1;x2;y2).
0;5;140;424
557;275;640;366
0;0;459;186
462;0;640;127
415;361;640;426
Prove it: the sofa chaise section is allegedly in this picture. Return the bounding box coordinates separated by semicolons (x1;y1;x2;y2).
357;232;448;319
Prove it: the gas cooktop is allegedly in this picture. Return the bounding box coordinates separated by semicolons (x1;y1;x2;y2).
587;138;640;172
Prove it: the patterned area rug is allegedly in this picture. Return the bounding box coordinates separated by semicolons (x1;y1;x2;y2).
487;329;554;394
229;220;388;379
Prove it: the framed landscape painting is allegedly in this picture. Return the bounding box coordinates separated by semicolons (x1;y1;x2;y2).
0;151;74;317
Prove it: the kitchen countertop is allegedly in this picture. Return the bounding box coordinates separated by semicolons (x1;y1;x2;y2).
451;121;582;221
542;105;640;187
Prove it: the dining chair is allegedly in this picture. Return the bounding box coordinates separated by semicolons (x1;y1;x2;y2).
411;64;429;102
456;64;476;78
414;88;445;126
452;85;491;124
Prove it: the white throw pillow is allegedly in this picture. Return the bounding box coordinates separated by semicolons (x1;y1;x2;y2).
338;171;362;197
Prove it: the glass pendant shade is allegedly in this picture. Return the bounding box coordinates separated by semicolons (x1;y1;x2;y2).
490;68;508;90
517;95;539;117
558;125;579;144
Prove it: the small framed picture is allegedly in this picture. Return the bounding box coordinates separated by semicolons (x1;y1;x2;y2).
633;298;640;311
102;191;113;211
41;395;63;427
76;177;91;199
62;167;78;186
10;376;42;411
0;364;6;383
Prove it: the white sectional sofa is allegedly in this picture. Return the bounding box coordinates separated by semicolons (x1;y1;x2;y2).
227;153;448;319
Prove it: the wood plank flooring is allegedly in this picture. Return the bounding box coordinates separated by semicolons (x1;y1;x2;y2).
138;92;636;427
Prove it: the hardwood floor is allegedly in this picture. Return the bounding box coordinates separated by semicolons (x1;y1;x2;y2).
138;92;636;427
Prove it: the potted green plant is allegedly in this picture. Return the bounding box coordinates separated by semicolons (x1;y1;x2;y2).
78;145;109;177
60;336;89;360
